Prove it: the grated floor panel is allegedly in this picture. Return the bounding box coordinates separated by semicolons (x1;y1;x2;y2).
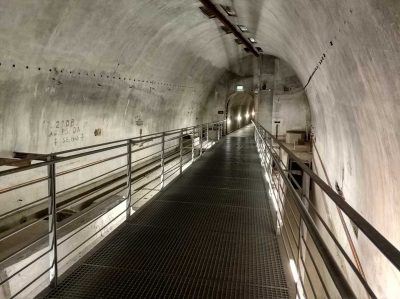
42;125;289;299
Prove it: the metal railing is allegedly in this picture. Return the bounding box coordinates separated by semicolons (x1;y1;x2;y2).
253;121;400;299
0;120;225;298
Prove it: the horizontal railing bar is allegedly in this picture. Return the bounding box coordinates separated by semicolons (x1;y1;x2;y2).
164;165;181;181
0;247;52;285
0;195;49;220
132;174;162;195
10;265;53;299
0;231;51;265
131;141;164;154
55;175;127;212
51;121;221;156
57;187;128;240
132;150;161;164
0;120;225;177
0;143;127;177
58;198;131;263
130;152;194;206
56;152;127;177
57;165;127;196
0;176;48;195
1;164;128;224
0;213;50;243
10;268;54;299
274;188;310;299
301;234;332;299
131;181;160;207
19;147;181;220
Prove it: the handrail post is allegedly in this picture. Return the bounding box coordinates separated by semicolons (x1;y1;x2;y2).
47;155;58;288
199;125;203;157
126;140;132;217
206;123;209;145
191;128;195;162
161;132;165;188
179;129;183;174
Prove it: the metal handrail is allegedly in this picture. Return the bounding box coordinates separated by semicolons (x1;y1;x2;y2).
0;121;217;177
253;120;400;298
0;120;226;298
253;123;356;298
253;121;400;271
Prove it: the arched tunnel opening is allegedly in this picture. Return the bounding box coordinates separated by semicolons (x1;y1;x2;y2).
0;1;399;298
226;92;255;133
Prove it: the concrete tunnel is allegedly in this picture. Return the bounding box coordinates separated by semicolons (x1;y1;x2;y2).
0;1;399;298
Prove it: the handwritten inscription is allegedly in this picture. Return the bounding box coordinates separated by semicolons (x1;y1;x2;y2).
45;118;84;146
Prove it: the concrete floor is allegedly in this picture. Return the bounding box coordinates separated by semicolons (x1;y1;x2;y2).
40;126;289;299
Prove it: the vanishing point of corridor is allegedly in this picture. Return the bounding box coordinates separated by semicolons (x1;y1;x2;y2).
42;126;289;298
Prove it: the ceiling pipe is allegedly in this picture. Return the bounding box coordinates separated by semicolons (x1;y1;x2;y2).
199;0;260;57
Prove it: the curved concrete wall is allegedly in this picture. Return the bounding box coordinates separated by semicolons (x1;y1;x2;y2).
0;1;245;155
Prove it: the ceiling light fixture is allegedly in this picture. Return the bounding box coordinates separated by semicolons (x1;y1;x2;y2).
237;25;248;32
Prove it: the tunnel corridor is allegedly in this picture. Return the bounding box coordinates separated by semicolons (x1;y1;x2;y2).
1;0;400;298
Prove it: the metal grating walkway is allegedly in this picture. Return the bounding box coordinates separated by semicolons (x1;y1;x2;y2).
42;126;289;299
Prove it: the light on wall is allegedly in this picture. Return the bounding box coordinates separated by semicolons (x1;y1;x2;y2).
251;111;255;117
245;112;250;120
290;259;306;299
227;118;231;125
237;25;248;32
289;260;299;282
249;37;257;43
236;85;244;92
237;114;242;122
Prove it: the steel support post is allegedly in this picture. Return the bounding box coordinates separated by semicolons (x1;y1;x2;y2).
161;133;165;188
126;140;132;217
191;128;195;162
179;129;183;174
47;155;58;288
206;123;209;145
199;125;203;157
